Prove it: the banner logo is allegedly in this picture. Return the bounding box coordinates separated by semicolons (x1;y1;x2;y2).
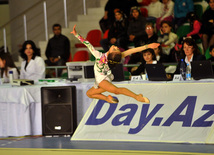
86;96;214;134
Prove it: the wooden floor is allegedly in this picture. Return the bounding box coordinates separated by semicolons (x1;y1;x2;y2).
1;136;214;155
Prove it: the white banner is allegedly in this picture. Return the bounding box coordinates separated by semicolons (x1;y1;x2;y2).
71;82;214;144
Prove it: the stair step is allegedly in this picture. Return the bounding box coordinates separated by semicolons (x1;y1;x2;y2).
100;0;108;7
38;41;48;47
87;8;104;14
38;41;48;54
69;21;100;28
77;14;102;21
38;3;105;62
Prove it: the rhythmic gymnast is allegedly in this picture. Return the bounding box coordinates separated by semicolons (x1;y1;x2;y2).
71;25;159;103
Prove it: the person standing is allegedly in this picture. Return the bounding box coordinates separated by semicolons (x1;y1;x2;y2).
45;24;70;77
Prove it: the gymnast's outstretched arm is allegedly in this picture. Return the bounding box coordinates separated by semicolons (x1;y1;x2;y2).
121;43;160;58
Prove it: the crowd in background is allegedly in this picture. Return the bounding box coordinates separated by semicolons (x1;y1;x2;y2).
0;0;214;82
99;0;214;78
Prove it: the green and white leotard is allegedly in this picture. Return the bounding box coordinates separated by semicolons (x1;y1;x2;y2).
75;33;114;88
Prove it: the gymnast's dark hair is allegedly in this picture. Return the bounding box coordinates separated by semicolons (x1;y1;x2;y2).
107;52;122;69
19;40;41;61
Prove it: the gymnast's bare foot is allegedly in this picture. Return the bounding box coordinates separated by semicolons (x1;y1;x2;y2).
106;95;119;103
136;94;150;103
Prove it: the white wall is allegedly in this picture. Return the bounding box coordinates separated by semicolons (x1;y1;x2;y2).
0;4;9;26
0;4;10;51
6;0;100;60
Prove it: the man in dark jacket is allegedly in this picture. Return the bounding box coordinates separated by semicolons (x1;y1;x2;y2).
45;24;70;77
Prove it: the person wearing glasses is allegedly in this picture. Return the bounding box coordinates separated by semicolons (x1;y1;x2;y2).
127;22;158;69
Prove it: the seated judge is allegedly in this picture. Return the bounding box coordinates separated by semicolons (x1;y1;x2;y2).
19;40;46;81
174;37;206;74
0;51;19;83
131;48;158;75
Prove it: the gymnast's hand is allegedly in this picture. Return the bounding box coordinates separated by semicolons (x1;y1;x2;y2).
70;24;77;36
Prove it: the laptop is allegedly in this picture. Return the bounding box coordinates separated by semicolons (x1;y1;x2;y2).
111;63;125;81
191;60;214;80
145;64;169;81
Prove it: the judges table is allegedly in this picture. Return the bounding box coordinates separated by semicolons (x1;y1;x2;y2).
0;80;214;137
0;82;93;137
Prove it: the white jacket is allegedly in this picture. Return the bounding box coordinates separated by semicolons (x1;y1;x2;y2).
147;1;164;18
20;56;45;81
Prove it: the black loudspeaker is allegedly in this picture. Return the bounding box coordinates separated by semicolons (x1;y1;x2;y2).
41;86;77;136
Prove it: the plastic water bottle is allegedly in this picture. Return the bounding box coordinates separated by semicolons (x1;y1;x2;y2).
180;59;186;80
9;70;13;83
145;73;148;80
186;63;191;80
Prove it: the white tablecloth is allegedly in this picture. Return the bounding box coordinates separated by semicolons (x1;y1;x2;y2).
0;82;93;137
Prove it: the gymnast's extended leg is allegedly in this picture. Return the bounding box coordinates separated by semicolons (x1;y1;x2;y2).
86;85;118;103
98;80;150;103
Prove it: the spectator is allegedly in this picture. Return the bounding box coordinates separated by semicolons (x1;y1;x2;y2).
156;0;174;31
99;0;138;33
200;0;214;52
157;21;178;58
174;37;206;74
99;0;121;33
208;45;214;61
174;0;194;30
154;45;169;62
128;22;158;69
141;22;158;45
100;9;129;52
123;0;139;18
186;12;202;41
138;0;152;6
45;24;70;77
127;6;147;47
146;0;164;23
19;40;45;81
208;45;214;73
130;48;157;75
0;51;19;83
